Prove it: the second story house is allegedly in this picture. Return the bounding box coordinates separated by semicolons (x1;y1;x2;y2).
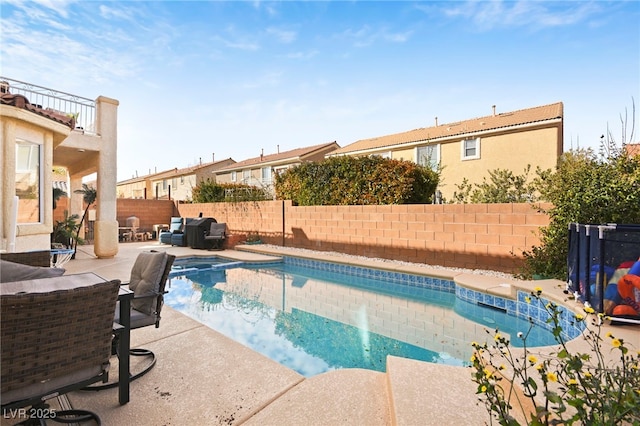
1;77;120;258
329;102;564;201
215;142;340;198
117;157;235;201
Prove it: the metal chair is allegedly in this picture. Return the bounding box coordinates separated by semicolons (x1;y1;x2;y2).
85;251;175;391
204;222;227;250
1;274;121;425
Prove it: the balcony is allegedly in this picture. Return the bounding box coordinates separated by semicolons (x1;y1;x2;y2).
0;76;96;135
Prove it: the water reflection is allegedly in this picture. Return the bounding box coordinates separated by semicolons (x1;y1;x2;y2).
165;264;554;377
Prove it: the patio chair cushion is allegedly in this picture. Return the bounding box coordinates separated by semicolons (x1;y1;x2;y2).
0;259;64;283
128;251;169;315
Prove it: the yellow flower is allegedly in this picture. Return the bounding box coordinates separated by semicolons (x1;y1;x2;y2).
584;306;595;314
606;331;612;338
481;385;487;393
528;355;538;364
484;368;492;379
612;339;621;348
499;364;506;370
525;296;531;304
547;372;558;382
568;378;578;386
534;286;543;293
535;363;544;371
583;371;592;378
494;333;501;341
470;354;476;362
575;314;584;321
471;341;478;347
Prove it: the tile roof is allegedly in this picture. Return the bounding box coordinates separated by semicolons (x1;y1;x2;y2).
1;92;76;129
117;158;235;184
217;142;340;172
625;143;640;157
332;102;563;155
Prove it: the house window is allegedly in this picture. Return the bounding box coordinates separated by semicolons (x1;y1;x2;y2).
370;151;391;159
15;140;42;223
261;167;271;183
461;138;480;160
416;144;440;171
180;176;184;184
231;171;237;182
162;179;167;190
242;169;251;183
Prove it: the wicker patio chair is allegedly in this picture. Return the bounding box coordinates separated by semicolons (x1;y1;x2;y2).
1;274;121;425
85;251;175;391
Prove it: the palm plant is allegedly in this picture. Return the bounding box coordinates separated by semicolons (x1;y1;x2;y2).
72;183;97;258
53;187;67;210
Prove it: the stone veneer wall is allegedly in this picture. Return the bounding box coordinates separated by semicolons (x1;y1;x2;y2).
178;201;551;273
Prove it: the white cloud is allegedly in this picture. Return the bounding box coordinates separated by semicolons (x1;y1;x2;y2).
266;26;297;43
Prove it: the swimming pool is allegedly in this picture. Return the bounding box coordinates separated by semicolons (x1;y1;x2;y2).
165;256;580;377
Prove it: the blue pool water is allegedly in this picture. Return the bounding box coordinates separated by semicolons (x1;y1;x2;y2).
165;256;571;377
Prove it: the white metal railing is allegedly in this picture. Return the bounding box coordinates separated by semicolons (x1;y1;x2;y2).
1;76;96;134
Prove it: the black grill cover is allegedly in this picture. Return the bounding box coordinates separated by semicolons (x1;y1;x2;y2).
186;217;216;249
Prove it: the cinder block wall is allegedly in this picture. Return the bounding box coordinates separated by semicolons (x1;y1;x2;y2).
179;201;551;273
116;199;177;231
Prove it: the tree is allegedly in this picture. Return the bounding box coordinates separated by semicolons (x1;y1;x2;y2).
521;99;639;279
72;184;97;258
53;187;67;210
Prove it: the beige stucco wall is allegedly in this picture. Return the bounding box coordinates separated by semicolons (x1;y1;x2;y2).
438;127;560;200
0;106;69;252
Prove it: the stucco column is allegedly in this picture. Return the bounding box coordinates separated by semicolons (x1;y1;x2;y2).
93;96;119;258
69;176;83;237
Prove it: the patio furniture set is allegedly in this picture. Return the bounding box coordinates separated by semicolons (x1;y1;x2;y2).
0;250;175;425
158;216;227;250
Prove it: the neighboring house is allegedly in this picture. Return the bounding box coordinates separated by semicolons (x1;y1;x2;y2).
0;77;119;257
625;143;640;157
329;102;564;201
119;158;236;201
215;142;340;198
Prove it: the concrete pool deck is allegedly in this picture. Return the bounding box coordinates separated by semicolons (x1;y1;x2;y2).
3;242;638;425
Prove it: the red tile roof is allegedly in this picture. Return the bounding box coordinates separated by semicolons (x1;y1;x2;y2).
625;143;640;157
1;93;76;129
217;142;340;171
332;102;563;155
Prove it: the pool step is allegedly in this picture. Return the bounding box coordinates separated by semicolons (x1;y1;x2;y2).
244;369;390;425
386;356;487;425
243;356;489;425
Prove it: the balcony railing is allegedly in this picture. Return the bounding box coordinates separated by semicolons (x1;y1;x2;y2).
1;76;96;135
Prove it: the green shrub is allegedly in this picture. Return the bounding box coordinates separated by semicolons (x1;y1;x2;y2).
274;156;439;205
520;148;640;279
192;180;271;203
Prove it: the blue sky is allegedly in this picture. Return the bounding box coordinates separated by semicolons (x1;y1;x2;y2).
2;0;639;182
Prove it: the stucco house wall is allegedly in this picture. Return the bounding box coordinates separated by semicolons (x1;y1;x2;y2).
330;103;563;202
1;107;67;252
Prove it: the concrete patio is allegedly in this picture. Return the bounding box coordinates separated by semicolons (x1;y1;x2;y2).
2;241;638;425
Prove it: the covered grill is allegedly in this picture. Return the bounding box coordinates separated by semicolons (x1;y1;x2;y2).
185;217;216;249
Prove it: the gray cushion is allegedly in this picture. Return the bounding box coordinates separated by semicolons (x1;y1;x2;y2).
128;251;168;315
0;259;65;283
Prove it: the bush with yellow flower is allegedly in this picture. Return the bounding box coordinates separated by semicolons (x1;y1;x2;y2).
470;288;640;425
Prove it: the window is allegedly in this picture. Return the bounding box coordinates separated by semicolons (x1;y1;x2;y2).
231;171;237;182
15;140;42;223
461;138;480;160
373;151;391;159
242;169;251;183
261;167;271;183
416;144;440;171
